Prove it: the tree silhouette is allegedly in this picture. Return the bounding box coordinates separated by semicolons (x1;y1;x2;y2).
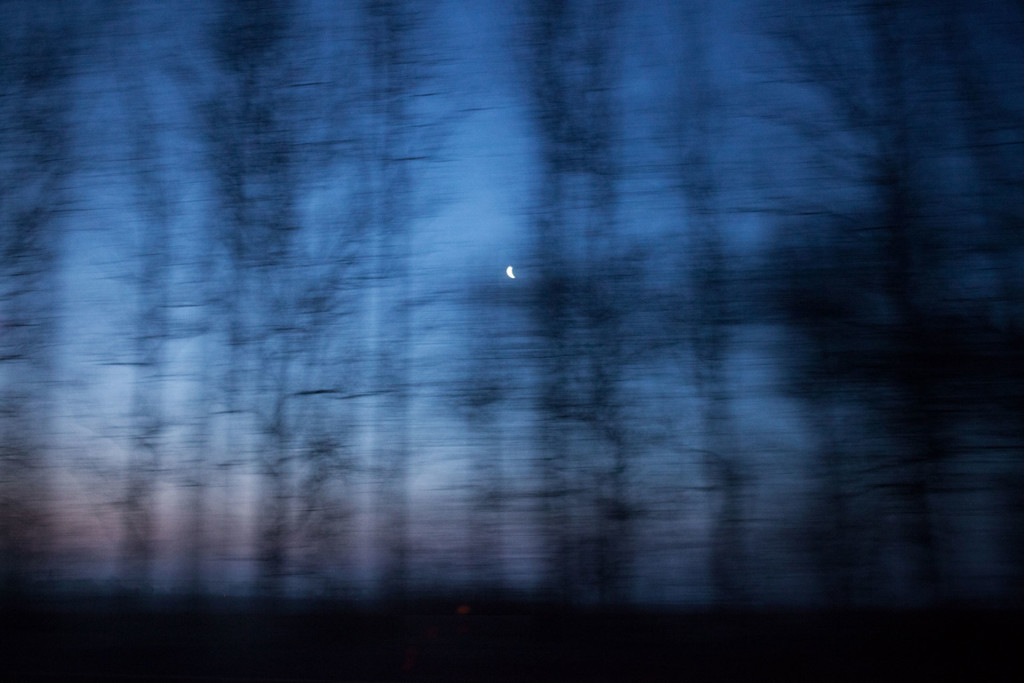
520;0;636;606
760;0;1024;604
0;0;76;605
204;0;305;597
670;0;748;606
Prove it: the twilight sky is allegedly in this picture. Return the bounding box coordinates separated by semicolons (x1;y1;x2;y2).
2;0;1023;607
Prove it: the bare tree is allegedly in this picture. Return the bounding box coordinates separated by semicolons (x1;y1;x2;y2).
758;0;1024;604
669;0;748;606
201;0;376;599
939;0;1024;603
204;0;303;597
520;0;634;606
0;0;76;605
361;0;439;604
102;7;177;595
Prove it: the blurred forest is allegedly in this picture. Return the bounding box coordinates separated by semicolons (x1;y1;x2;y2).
2;0;1023;611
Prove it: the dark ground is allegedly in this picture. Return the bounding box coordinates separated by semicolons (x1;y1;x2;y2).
1;597;1021;681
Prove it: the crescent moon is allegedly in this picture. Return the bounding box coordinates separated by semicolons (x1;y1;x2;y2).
506;265;515;279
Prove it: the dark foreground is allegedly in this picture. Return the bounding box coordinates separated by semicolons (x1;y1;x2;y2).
2;598;1021;681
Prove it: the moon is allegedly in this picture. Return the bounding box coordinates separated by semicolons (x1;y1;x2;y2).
506;265;515;279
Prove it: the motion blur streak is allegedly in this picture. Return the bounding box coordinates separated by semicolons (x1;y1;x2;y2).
1;0;1022;615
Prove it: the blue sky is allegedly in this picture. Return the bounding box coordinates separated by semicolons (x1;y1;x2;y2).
2;0;1022;607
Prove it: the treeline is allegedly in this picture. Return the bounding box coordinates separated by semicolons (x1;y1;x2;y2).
1;0;1022;608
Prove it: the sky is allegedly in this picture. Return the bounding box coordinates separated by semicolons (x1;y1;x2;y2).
2;0;1023;608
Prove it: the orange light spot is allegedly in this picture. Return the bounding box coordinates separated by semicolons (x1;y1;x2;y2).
456;604;471;615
